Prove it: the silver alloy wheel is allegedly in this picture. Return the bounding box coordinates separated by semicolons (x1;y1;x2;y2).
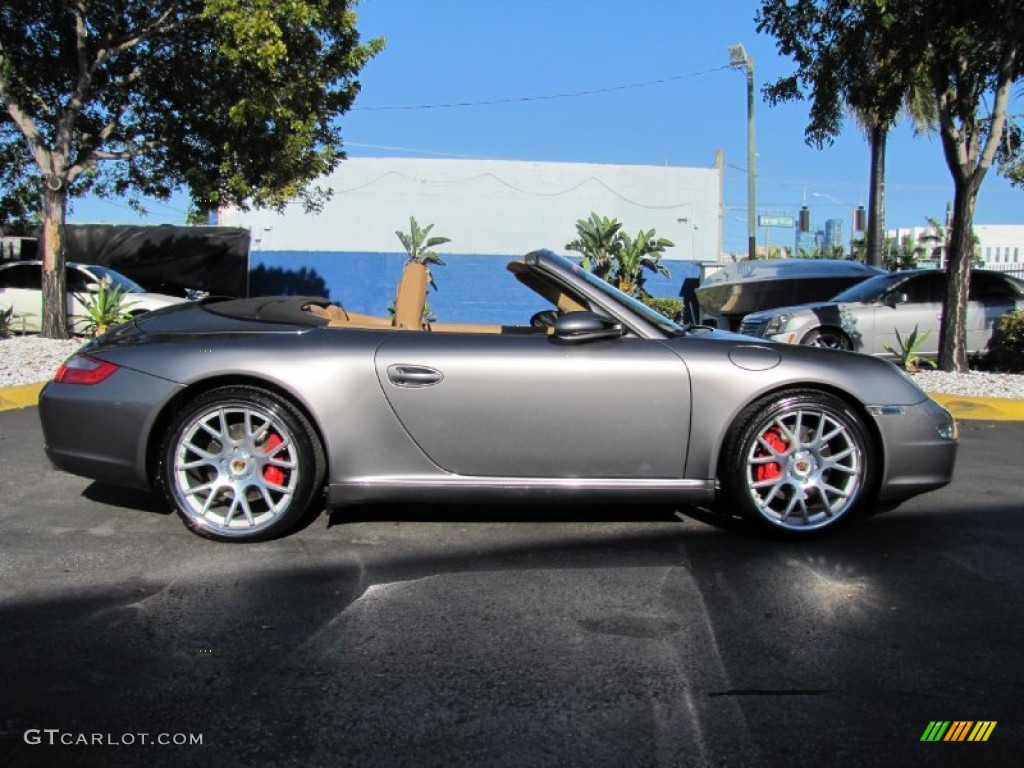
744;405;863;530
803;329;851;350
171;402;299;536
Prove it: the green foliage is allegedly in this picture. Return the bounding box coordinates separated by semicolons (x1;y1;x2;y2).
613;229;674;297
883;325;937;373
0;306;14;338
395;217;450;267
0;1;383;214
640;297;685;322
885;234;919;271
567;213;673;297
395;216;450;291
566;213;624;279
74;277;137;337
987;310;1024;373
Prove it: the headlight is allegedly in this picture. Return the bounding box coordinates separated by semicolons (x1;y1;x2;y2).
764;313;792;335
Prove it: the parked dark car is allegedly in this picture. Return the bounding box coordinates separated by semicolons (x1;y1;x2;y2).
39;251;957;542
696;259;884;331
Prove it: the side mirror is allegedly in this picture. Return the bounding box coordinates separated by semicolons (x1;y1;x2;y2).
84;282;102;293
553;311;623;343
883;291;907;308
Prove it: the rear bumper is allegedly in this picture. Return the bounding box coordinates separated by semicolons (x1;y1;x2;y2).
38;369;183;490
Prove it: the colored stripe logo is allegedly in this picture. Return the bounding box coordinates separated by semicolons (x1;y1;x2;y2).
921;721;997;742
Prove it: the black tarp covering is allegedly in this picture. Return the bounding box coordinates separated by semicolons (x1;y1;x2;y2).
64;224;250;297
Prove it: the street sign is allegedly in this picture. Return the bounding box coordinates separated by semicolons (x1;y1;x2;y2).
758;215;795;228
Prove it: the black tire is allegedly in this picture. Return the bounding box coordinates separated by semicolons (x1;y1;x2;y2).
157;385;325;542
719;390;874;535
800;328;852;350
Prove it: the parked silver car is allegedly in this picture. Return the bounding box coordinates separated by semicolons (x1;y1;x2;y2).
39;251;958;542
0;260;185;333
738;269;1024;357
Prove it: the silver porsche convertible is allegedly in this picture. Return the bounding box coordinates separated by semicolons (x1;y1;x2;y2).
39;250;958;542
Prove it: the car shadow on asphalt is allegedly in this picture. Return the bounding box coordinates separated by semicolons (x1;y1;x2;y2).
81;482;171;516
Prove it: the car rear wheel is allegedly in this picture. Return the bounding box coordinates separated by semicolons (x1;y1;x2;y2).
720;390;874;535
157;386;325;542
800;328;852;350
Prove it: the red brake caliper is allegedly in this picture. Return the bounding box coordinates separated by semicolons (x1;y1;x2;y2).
263;433;286;486
756;428;787;482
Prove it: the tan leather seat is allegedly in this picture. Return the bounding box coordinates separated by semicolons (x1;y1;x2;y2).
392;261;429;330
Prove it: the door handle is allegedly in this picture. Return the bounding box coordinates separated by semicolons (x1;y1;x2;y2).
387;364;443;387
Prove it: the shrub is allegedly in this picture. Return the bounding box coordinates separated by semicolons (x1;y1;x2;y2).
75;277;137;337
640;297;685;322
987;310;1024;373
883;325;937;373
0;306;13;338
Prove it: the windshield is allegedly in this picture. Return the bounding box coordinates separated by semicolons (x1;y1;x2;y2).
831;272;909;303
568;260;685;336
86;265;146;293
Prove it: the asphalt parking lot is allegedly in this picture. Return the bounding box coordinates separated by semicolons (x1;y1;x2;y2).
1;405;1022;767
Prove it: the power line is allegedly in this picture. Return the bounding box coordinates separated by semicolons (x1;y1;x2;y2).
353;66;732;111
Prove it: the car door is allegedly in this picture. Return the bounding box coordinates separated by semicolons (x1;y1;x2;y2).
873;272;945;356
968;272;1022;354
374;331;691;479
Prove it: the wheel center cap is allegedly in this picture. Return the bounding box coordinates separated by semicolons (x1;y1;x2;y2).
791;452;814;478
229;454;251;476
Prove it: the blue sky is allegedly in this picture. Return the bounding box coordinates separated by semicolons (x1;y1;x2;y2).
71;0;1024;256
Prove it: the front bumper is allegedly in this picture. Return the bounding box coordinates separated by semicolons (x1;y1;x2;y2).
871;397;958;504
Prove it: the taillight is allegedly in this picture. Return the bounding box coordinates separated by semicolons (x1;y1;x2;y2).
54;354;120;385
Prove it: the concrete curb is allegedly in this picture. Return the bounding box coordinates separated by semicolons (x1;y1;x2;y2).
927;392;1024;422
1;379;1022;421
0;382;45;412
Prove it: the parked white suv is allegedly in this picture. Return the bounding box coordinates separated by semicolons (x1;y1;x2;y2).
0;261;186;333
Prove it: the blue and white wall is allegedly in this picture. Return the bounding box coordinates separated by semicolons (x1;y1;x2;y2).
220;157;721;259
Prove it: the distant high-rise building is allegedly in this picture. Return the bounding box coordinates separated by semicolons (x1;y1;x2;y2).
824;218;844;251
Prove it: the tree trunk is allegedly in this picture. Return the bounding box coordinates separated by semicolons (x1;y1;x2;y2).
865;125;886;268
40;184;70;339
937;180;978;372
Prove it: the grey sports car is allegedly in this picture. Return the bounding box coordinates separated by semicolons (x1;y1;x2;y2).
39;250;958;542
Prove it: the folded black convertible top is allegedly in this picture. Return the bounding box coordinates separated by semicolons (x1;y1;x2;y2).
202;295;332;327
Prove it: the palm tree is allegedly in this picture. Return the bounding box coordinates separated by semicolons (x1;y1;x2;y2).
565;213;622;280
612;229;674;297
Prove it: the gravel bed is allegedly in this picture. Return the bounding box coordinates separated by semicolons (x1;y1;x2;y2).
2;334;1023;399
0;335;86;387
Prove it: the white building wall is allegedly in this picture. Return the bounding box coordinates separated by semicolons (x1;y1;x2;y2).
888;224;1024;270
220;157;721;260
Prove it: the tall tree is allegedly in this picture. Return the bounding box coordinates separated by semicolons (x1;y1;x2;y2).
0;1;383;338
757;0;912;270
759;0;1023;372
901;0;1022;371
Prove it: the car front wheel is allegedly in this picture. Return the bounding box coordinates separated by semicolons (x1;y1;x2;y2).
720;390;874;535
800;328;852;350
157;386;325;542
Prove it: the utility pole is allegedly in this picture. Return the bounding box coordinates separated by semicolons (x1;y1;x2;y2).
728;44;756;261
